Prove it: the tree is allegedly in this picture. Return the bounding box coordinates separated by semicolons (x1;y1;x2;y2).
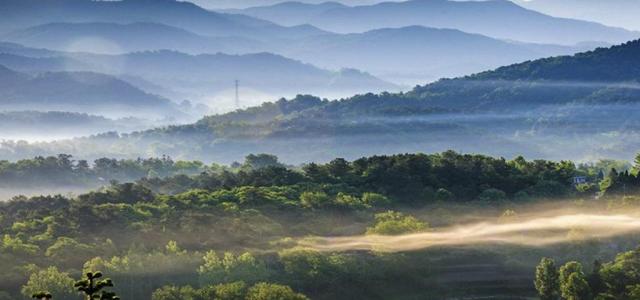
203;281;246;300
197;251;268;286
563;272;591;300
245;283;309;300
600;247;640;297
361;192;390;207
559;261;584;299
299;191;330;209
74;272;120;300
633;153;640;175
242;154;282;171
151;286;198;300
535;257;559;300
21;267;77;300
366;211;427;235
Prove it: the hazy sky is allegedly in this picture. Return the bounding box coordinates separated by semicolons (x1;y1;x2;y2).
503;0;640;31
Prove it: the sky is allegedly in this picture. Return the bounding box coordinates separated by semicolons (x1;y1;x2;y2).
514;0;640;31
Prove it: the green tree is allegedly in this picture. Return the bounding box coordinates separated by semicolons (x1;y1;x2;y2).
334;192;367;209
366;211;427;235
245;283;309;300
197;251;267;286
299;191;330;209
559;261;584;299
151;286;198;300
22;267;77;300
563;272;591;300
633;153;640;175
361;192;390;207
600;247;640;297
201;281;247;300
242;154;282;171
535;257;559;300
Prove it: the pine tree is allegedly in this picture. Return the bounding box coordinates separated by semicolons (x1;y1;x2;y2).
74;272;120;300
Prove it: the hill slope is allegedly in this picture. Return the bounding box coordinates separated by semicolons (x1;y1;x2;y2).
7;41;640;163
222;1;348;26
0;65;183;119
0;46;399;108
3;22;593;84
277;26;591;83
470;40;640;82
3;22;263;55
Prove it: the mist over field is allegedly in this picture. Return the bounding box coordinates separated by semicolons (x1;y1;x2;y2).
3;1;640;300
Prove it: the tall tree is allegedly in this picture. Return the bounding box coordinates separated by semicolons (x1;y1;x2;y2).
74;272;120;300
535;257;559;300
563;273;591;300
559;261;584;299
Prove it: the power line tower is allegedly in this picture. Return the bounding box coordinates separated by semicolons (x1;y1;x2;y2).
234;79;240;109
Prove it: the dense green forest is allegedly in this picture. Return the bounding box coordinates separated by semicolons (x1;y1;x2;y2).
3;152;640;299
471;40;640;82
0;155;210;189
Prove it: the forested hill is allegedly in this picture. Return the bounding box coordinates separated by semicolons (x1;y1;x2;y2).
6;40;640;163
0;65;183;119
193;39;640;123
470;39;640;82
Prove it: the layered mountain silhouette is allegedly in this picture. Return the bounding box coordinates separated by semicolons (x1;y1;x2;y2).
2;21;599;85
228;0;639;45
0;0;327;39
6;40;640;162
0;44;399;106
276;26;599;82
3;22;264;54
0;65;184;119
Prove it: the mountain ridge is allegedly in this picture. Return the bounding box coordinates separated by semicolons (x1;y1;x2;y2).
229;0;639;45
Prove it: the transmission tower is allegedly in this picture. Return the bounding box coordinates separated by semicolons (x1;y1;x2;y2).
234;79;240;109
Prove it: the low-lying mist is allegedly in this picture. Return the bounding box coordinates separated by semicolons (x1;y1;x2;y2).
301;210;640;252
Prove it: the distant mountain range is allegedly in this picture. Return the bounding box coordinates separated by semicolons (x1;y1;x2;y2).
0;0;327;40
0;65;184;119
0;43;399;108
2;22;264;55
1;0;632;86
1;21;602;85
275;25;602;83
5;40;640;163
227;0;639;45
